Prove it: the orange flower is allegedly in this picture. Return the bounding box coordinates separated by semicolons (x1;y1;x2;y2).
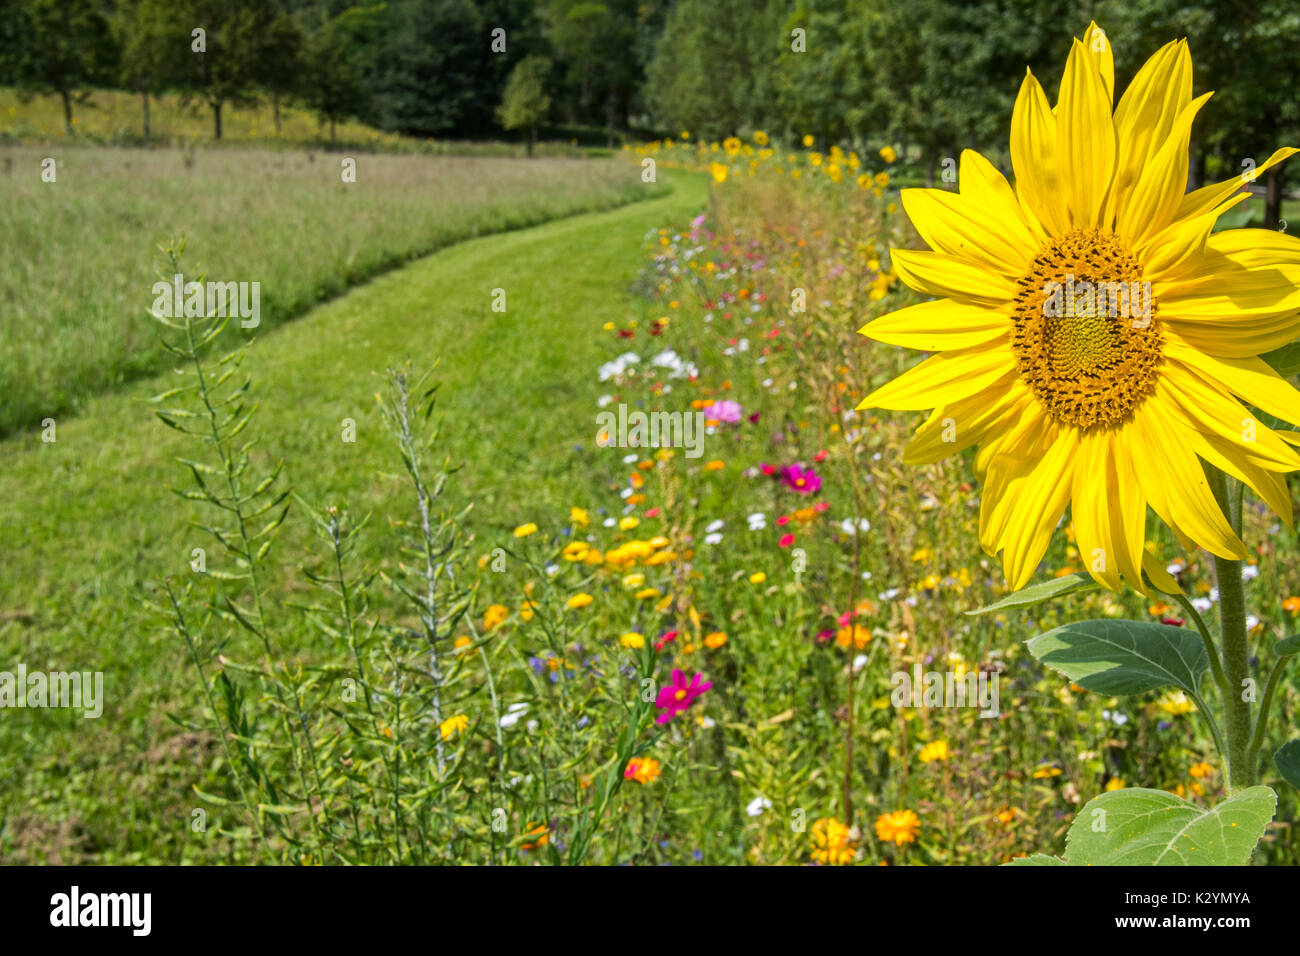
874;809;920;846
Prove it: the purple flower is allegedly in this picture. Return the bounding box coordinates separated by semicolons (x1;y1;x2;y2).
782;463;822;495
654;668;712;724
702;400;743;424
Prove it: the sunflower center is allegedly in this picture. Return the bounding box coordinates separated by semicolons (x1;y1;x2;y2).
1010;229;1161;429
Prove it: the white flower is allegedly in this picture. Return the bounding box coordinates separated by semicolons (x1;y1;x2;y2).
705;533;723;545
840;517;872;535
1242;565;1259;582
747;512;767;531
1192;597;1213;612
500;703;529;728
705;519;725;533
622;453;638;464
598;352;641;381
1101;709;1129;727
745;796;772;817
597;394;614;408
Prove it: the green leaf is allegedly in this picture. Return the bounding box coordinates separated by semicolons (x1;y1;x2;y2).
1002;853;1065;866
1274;740;1300;792
966;572;1098;616
1262;341;1300;378
1274;635;1300;657
1063;787;1276;866
1025;619;1208;696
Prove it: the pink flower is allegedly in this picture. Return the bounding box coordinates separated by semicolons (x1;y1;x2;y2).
655;669;713;724
782;464;822;495
779;533;795;548
703;400;743;424
760;462;778;476
655;630;679;651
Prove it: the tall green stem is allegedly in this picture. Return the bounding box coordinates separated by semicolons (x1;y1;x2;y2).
1208;467;1255;791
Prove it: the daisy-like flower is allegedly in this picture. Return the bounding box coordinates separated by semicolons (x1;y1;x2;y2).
874;809;921;846
858;21;1300;594
654;668;712;723
624;757;661;784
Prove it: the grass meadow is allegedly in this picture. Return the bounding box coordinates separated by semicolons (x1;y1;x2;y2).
0;144;661;438
2;130;1299;865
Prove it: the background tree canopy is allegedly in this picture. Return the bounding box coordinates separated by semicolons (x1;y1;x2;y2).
1;0;1297;205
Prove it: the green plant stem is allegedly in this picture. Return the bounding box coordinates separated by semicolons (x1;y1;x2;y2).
1208;467;1255;791
1249;645;1298;762
1171;592;1228;697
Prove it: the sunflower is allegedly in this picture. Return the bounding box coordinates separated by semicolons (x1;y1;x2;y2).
859;21;1300;594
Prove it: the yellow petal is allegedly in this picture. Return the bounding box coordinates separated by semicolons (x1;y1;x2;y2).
1121;92;1212;247
1070;430;1122;590
1112;41;1191;225
989;427;1077;589
1176;146;1299;222
901;187;1034;276
903;383;1033;465
1010;70;1068;235
890;248;1017;306
1057;38;1117;230
1130;399;1247;560
858;345;1016;411
859;298;1009;351
959;149;1048;246
1163;341;1300;428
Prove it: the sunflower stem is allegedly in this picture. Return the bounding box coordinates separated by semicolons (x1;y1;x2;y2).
1207;467;1255;792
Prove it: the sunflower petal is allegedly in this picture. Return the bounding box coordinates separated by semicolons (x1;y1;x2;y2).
1057;38;1117;230
1010;70;1068;235
858;345;1016;411
1112;40;1191;225
1122;92;1212;247
859;298;1009;351
890;248;1017;305
902;187;1035;275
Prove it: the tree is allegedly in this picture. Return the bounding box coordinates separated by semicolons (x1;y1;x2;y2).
117;0;188;138
545;0;640;146
3;0;116;133
496;55;551;155
303;15;369;143
182;0;275;140
256;11;305;134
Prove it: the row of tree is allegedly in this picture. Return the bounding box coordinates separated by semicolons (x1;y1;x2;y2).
1;0;1298;213
0;0;662;144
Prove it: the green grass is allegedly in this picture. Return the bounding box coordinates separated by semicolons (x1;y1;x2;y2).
0;171;706;863
0;146;664;438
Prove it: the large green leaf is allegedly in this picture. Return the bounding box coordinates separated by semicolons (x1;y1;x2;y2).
966;571;1098;616
1275;740;1300;792
1063;787;1276;866
1003;853;1065;866
1262;341;1300;378
1025;619;1208;696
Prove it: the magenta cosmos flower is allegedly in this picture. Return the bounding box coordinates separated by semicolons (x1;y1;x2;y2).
655;669;712;724
782;463;821;495
702;399;743;424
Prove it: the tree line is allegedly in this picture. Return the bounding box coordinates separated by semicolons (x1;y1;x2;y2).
2;0;1297;214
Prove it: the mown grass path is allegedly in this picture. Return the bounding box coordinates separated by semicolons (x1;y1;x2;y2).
0;171;706;861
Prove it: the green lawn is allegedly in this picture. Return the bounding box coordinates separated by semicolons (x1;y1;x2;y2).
0;171;707;863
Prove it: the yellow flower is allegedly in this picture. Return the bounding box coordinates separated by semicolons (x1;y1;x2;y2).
709;161;728;183
619;516;640;531
704;631;727;649
634;587;661;600
835;624;871;650
919;740;949;763
874;171;890;188
484;604;509;630
454;635;472;653
753;130;769;146
1032;765;1063;779
562;541;590;561
810;817;855;865
749;572;766;584
874;809;920;846
513;522;538;538
519;599;538;621
723;136;742;156
625;757;661;784
802;134;814;147
879;144;898;163
570;506;590;528
566;592;593;610
1189;760;1215;779
620;632;645;649
439;713;469;740
856;21;1300;595
1105;777;1126;791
